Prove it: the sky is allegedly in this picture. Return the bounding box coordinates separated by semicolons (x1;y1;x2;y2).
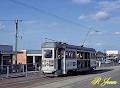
0;0;120;51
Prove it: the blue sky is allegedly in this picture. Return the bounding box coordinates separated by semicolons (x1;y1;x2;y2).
0;0;120;51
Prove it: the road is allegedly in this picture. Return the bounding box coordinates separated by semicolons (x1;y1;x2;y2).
0;66;120;88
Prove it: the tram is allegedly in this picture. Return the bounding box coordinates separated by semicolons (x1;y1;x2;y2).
41;42;96;76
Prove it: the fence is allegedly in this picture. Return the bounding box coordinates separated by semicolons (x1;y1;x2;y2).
0;63;41;78
96;60;120;67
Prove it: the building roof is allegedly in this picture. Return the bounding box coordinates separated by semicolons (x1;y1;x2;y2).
27;50;41;54
0;45;13;54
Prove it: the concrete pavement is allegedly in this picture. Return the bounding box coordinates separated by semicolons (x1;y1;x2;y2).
31;66;120;88
0;66;120;88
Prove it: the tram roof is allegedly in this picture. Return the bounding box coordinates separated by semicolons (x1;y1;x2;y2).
42;42;96;52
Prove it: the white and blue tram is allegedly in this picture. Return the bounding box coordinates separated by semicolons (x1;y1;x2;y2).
41;42;96;76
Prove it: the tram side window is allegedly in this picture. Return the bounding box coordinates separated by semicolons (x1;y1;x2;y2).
88;53;90;59
93;53;96;59
85;52;90;59
65;51;69;58
85;52;87;59
66;51;76;58
80;52;84;59
77;51;79;59
77;51;83;59
44;50;52;58
73;62;76;66
57;48;64;59
91;53;96;59
72;51;76;58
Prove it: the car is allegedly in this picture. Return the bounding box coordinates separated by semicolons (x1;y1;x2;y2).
118;60;120;64
105;60;111;64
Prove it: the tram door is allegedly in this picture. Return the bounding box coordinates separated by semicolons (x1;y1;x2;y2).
58;59;62;70
57;48;64;73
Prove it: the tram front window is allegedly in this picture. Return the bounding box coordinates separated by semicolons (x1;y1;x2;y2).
44;50;52;58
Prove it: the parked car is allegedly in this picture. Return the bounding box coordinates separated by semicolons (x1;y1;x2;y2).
105;60;111;64
118;60;120;64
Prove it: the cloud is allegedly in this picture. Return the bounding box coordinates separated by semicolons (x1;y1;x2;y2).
78;11;110;21
110;17;120;24
0;23;5;30
98;1;120;12
78;1;120;22
78;15;87;20
95;11;110;21
72;0;91;4
113;31;120;35
96;43;103;46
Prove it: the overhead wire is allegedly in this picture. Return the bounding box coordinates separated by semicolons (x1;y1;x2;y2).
7;0;90;30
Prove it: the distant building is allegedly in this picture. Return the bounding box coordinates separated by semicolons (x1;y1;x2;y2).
106;50;120;60
0;45;13;70
27;50;42;66
17;50;27;64
96;51;106;62
106;50;119;55
17;50;42;71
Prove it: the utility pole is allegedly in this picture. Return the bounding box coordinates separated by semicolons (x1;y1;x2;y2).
15;19;19;64
0;19;22;64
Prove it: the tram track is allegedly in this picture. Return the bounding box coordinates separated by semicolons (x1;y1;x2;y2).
0;76;48;87
0;66;117;88
0;74;81;88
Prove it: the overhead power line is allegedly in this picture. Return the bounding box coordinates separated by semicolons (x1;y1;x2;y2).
8;0;89;29
0;19;22;64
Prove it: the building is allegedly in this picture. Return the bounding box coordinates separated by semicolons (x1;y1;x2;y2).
17;50;42;64
96;51;106;60
17;50;42;71
96;51;106;64
106;50;120;61
106;50;119;58
0;45;13;73
27;50;42;66
0;45;13;66
17;50;27;64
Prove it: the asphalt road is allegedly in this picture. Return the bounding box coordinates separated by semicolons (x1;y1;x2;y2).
0;66;120;88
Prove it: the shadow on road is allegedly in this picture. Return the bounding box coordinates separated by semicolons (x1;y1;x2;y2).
89;68;113;74
61;68;114;77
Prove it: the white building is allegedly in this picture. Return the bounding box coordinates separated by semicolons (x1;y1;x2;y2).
106;50;120;60
106;50;119;55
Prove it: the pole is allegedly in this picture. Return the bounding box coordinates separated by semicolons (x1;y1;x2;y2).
82;28;92;47
81;27;100;47
25;64;27;77
15;19;19;64
7;66;9;78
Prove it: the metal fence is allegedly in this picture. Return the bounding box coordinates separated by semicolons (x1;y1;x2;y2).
96;61;120;67
0;61;119;79
0;63;41;78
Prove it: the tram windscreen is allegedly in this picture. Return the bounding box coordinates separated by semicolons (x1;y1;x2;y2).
44;50;52;58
